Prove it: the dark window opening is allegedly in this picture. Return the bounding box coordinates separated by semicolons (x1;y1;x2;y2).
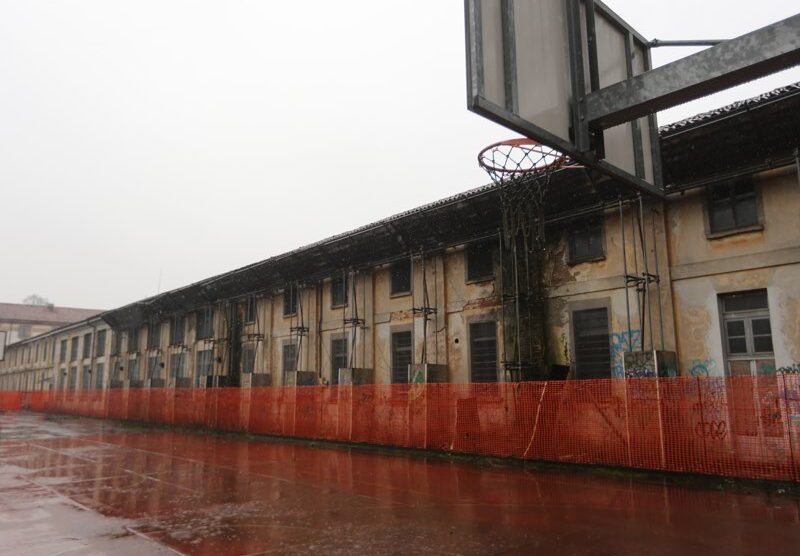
196;308;213;340
708;178;759;234
330;338;348;385
573;308;611;379
331;275;348;308
283;286;298;316
242;346;255;374
391;331;412;384
127;328;139;353
95;363;104;389
469;322;497;382
245;296;258;323
96;330;106;357
60;340;67;362
147;322;160;349
170;315;186;346
568;217;604;264
170;352;185;378
282;343;297;384
390;260;412;295
196;350;213;384
147;355;161;379
466;240;494;282
128;358;140;381
82;333;92;359
70;337;79;361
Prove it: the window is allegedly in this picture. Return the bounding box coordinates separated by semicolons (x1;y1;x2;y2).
60;339;67;362
82;333;92;359
96;330;106;357
95;363;104;389
68;366;77;390
391;331;412;384
147;322;161;349
82;365;91;389
469;322;497;382
18;324;31;339
128;358;140;381
196;308;213;340
466;240;494;282
721;290;774;376
331;275;348;308
283;286;298;316
330;338;348;385
127;328;139;353
572;308;611;379
170;352;185;378
708;178;760;235
568;217;604;264
170;315;185;346
70;337;79;361
112;331;122;355
147;355;161;379
282;342;297;384
242;346;255;374
196;350;213;383
391;260;412;295
245;296;257;323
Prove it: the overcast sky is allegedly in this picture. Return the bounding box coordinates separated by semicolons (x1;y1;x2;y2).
1;0;798;310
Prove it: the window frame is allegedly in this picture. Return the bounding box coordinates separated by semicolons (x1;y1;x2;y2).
390;328;413;384
330;335;349;385
195;307;214;340
127;327;139;354
245;296;258;323
705;177;763;238
720;290;774;364
283;286;298;317
567;216;605;265
465;240;495;283
95;330;107;357
282;341;298;384
170;315;186;346
468;320;498;383
569;299;612;380
390;259;412;297
330;274;348;309
242;346;256;374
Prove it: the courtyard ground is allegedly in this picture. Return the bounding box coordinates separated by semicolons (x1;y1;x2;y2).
0;412;798;555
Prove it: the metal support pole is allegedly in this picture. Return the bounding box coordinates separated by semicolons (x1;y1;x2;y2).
651;208;666;352
619;200;633;354
639;195;654;353
513;241;522;368
630;201;642;353
649;39;725;48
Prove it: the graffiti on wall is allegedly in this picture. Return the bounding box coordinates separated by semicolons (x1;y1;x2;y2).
692;378;728;440
688;359;717;377
757;362;800;375
610;330;642;378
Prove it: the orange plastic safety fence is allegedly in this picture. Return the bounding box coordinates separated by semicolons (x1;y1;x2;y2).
7;375;800;482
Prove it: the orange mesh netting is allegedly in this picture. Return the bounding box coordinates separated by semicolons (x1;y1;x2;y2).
4;375;799;482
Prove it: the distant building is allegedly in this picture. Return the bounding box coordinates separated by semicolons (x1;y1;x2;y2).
0;302;101;347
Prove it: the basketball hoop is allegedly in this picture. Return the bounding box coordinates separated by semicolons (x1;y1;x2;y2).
478;138;580;247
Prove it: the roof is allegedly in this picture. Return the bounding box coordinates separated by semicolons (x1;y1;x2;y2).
659;82;800;135
102;81;800;328
0;303;102;325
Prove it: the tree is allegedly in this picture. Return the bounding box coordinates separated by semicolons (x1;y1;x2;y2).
22;294;51;306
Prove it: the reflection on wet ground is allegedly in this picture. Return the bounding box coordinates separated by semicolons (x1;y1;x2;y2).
1;412;799;555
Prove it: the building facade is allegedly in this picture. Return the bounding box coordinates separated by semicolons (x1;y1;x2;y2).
1;84;799;392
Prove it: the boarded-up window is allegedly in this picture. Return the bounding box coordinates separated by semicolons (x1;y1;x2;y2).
568;218;604;263
572;308;611;379
708;178;759;234
469;322;497;382
466;240;494;282
331;275;348;308
330;338;348;385
391;331;412;384
391;260;411;295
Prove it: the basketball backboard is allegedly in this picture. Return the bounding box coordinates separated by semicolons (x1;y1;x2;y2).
465;0;662;196
465;1;800;198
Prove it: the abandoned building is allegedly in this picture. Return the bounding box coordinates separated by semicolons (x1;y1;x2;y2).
1;83;799;392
